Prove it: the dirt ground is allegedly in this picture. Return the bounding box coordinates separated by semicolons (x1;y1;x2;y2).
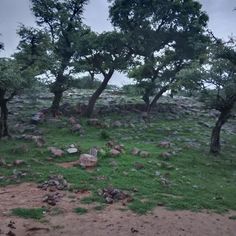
0;183;236;236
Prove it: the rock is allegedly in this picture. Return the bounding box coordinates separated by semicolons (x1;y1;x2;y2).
0;158;6;166
43;192;63;206
89;147;98;157
68;116;77;125
79;154;98;168
38;175;68;191
158;141;171;148
139;151;150;158
13;160;25;166
67;147;78;154
22;135;45;147
114;144;124;153
31;112;45;125
48;147;64;157
110;149;121;157
159;152;172;160
107;140;115;148
112;120;122;128
99;187;131;204
71;123;82;133
131;148;140;156
87;119;101;127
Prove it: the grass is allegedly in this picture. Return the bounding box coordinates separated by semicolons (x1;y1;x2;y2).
11;208;45;219
1;96;236;215
74;207;88;215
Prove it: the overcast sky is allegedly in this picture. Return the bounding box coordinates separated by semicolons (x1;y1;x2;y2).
0;0;236;85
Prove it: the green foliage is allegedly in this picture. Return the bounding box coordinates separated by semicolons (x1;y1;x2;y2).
121;84;142;96
74;207;88;215
16;0;90;96
11;208;44;219
100;130;110;140
69;76;102;89
109;0;209;108
201;43;236;112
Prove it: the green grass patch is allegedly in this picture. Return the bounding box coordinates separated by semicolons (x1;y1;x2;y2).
74;207;88;215
11;208;45;219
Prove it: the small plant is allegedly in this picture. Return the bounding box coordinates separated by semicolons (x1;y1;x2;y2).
100;130;110;140
11;208;44;219
74;207;88;215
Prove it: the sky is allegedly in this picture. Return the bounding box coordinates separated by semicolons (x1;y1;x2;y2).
0;0;236;85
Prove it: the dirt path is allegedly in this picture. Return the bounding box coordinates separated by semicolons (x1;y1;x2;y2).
0;183;235;236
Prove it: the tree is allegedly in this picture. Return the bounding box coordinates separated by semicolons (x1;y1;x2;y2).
109;0;209;113
201;42;236;155
17;0;89;116
75;30;131;117
0;58;33;138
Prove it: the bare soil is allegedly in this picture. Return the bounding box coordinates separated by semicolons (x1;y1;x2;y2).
0;183;236;236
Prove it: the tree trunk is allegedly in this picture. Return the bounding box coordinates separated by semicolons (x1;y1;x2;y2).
147;86;169;113
210;110;231;155
86;72;113;118
51;91;63;117
0;99;9;138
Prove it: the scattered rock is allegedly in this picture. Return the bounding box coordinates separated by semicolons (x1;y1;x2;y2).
22;135;45;147
0;158;6;167
99;187;132;204
89;147;98;157
112;120;122;128
159;152;172;160
43;192;63;206
113;144;125;153
131;148;140;156
139;151;150;158
87;119;101;127
48;147;64;157
79;154;98;168
38;175;68;191
68;116;77;125
71;123;82;133
67;145;78;154
31;112;45;125
158;141;171;148
110;149;121;157
13;160;25;166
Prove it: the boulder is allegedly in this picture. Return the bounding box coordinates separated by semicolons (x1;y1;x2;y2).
48;147;64;157
79;154;98;168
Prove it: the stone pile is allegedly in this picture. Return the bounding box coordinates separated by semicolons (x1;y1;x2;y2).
99;187;131;204
38;175;68;191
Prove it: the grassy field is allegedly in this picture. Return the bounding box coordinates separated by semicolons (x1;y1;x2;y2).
0;98;236;215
